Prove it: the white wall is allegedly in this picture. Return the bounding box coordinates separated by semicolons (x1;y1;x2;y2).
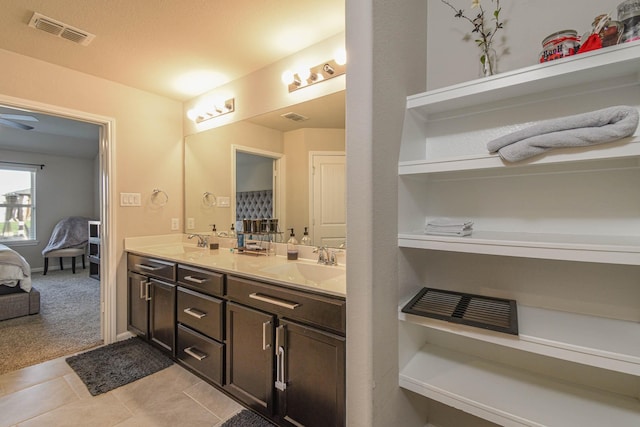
0;48;183;336
184;33;346;135
0;148;98;268
427;0;620;89
346;0;427;426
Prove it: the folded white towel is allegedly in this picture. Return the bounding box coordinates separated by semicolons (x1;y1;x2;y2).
425;229;473;237
487;105;639;162
426;217;474;228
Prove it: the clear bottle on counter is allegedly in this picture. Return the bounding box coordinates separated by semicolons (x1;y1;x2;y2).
300;227;312;246
287;228;298;260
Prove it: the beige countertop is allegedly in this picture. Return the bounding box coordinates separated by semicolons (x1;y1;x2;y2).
124;235;346;298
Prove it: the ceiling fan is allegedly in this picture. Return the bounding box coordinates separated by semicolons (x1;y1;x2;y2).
0;113;38;130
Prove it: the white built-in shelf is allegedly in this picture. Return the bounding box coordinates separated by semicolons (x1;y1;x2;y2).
399;138;640;175
399;305;640;376
407;42;640;119
398;230;640;265
400;343;640;427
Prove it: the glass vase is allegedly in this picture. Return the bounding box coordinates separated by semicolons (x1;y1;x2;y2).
479;47;497;77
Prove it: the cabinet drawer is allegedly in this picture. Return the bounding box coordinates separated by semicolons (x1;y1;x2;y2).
178;264;224;296
128;253;176;281
227;275;346;335
177;287;223;341
177;324;224;386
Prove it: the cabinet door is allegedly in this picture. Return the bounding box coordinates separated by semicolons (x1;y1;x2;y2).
225;302;275;417
127;271;149;338
276;319;346;427
149;278;176;355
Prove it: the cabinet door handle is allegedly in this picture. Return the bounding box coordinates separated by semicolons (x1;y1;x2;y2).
145;281;151;301
275;346;287;391
275;325;286;391
183;307;207;319
262;320;272;350
250;293;300;310
139;280;146;299
183;275;206;284
135;263;163;271
184;346;208;361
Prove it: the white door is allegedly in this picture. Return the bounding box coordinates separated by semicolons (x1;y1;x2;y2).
311;153;346;247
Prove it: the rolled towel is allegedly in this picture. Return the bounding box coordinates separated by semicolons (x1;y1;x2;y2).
487;106;639;162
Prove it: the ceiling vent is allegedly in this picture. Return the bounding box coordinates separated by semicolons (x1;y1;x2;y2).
28;12;95;46
281;112;309;122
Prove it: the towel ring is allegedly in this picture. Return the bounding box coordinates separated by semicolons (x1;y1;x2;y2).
151;189;169;206
203;192;217;207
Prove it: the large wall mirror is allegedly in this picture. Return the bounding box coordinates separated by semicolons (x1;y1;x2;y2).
184;91;345;247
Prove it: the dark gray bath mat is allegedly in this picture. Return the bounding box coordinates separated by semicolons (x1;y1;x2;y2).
66;337;173;396
221;410;276;427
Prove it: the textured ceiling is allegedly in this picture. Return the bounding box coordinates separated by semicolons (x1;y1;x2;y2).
0;1;345;158
0;0;345;101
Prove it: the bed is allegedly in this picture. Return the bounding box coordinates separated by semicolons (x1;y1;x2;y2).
0;244;39;321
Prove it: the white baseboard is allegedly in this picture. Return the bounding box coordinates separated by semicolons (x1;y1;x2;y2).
116;331;135;341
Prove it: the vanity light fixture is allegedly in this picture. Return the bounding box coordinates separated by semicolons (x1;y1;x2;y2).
281;48;346;93
187;97;235;123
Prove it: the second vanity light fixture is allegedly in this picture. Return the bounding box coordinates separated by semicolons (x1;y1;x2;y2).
281;48;346;93
187;98;235;123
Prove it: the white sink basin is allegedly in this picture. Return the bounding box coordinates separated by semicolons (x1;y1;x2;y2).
261;262;345;284
151;244;209;255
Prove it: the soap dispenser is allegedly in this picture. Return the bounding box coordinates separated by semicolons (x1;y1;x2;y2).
229;223;236;238
209;224;219;250
287;228;298;260
300;227;312;246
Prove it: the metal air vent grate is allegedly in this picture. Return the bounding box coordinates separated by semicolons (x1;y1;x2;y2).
281;112;309;122
402;287;518;335
28;12;95;46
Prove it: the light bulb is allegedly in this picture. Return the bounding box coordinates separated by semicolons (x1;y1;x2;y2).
334;48;347;66
297;65;311;81
281;70;295;85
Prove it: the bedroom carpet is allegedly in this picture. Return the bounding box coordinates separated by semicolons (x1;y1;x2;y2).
0;269;101;374
66;336;173;395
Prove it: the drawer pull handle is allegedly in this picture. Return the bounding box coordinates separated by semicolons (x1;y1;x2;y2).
184;346;208;361
135;263;163;271
183;307;207;319
184;275;206;284
250;293;300;310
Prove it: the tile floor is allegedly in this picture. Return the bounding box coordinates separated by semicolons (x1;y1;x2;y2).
0;355;244;427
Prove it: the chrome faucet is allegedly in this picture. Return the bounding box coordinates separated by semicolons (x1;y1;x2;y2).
314;246;338;266
188;234;209;248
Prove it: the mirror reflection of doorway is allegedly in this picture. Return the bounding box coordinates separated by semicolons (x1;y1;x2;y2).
310;152;346;247
232;146;284;236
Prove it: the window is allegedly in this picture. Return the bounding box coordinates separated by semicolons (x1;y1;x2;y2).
0;166;36;243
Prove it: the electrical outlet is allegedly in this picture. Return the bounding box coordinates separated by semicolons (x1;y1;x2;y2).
187;218;195;229
171;218;180;230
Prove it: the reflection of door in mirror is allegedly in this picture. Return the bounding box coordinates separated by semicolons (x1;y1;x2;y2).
232;146;284;236
310;152;346;247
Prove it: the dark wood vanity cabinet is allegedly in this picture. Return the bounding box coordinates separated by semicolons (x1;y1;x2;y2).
127;252;346;426
226;301;276;417
175;264;226;386
225;275;346;427
276;319;345;427
127;254;177;356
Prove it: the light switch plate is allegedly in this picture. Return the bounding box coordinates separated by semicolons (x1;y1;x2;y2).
217;196;230;207
120;192;141;206
171;218;180;230
187;218;195;229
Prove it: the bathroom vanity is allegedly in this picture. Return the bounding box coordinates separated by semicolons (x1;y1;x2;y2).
125;236;346;427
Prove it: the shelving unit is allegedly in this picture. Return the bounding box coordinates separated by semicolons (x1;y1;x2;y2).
398;43;640;425
88;221;100;280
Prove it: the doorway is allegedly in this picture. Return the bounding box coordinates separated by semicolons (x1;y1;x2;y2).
0;94;116;348
232;145;285;234
310;151;346;247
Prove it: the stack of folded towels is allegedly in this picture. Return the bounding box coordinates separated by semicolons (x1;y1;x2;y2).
425;218;473;237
